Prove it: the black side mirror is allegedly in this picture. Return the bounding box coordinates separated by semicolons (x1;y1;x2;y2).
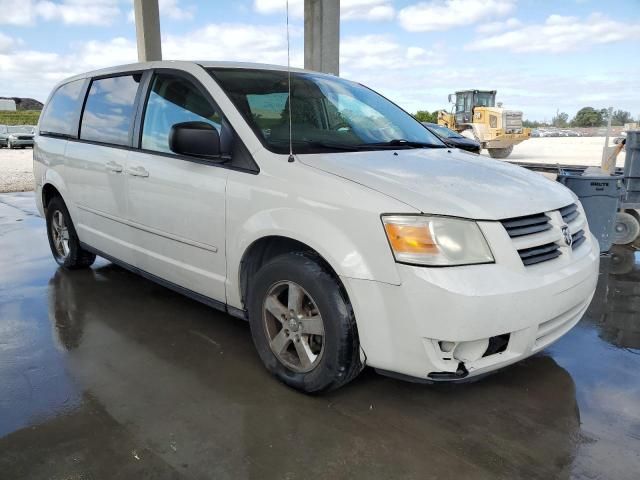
169;121;221;159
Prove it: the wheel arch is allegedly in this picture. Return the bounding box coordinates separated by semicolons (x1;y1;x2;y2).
238;235;349;312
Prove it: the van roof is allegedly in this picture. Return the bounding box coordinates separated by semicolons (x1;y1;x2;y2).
60;60;318;84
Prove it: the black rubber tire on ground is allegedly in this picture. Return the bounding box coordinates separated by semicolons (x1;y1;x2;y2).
46;196;96;269
612;211;640;245
488;146;514;159
247;251;363;393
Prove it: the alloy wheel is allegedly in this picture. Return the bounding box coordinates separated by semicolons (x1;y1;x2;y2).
262;281;325;373
51;210;70;260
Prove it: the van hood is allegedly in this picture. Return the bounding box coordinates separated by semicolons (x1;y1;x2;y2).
299;148;574;220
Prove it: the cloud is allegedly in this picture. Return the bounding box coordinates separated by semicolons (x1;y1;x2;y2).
0;23;304;101
0;0;121;26
254;0;395;21
398;0;515;32
475;17;521;33
466;13;640;53
0;32;17;53
127;0;196;23
341;34;443;70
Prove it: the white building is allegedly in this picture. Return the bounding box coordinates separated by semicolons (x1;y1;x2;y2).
0;99;17;111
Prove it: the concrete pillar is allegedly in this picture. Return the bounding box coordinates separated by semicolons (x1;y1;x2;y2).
133;0;162;62
304;0;339;75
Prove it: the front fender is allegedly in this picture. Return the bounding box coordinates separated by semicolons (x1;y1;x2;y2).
226;207;402;309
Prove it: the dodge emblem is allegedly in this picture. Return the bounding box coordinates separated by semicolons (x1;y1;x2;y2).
561;225;572;247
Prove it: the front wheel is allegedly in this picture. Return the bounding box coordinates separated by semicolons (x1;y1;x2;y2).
247;252;362;393
488;146;514;159
46;196;96;269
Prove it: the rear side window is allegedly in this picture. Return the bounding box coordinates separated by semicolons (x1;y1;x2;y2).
141;74;222;154
39;79;86;137
80;74;141;146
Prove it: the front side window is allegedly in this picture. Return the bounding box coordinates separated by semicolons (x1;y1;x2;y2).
209;68;443;154
39;79;86;137
475;92;495;108
141;74;222;154
80;74;141;146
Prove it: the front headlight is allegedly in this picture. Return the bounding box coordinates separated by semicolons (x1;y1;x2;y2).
382;215;494;266
8;134;17;139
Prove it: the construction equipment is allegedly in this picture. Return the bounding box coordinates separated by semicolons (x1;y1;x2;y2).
438;90;530;159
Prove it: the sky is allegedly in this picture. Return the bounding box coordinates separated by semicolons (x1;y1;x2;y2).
0;0;638;121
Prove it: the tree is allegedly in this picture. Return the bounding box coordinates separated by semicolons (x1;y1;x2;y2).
413;110;439;123
552;111;569;128
571;107;603;127
611;109;632;126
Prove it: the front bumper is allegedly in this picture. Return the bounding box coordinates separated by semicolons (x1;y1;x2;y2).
8;139;34;147
342;223;599;381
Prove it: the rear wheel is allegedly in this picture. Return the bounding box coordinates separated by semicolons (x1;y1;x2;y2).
46;196;96;269
248;252;362;393
488;146;514;159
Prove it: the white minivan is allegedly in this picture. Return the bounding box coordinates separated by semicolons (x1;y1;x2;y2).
34;61;599;392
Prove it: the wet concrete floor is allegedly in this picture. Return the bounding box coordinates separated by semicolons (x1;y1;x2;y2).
1;192;639;479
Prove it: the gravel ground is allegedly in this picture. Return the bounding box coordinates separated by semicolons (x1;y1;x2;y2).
0;137;627;193
0;147;34;193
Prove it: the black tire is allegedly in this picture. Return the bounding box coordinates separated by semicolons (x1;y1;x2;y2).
488;145;514;159
247;252;362;393
46;196;96;269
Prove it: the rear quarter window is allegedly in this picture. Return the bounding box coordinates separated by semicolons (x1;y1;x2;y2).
80;74;141;146
39;79;86;137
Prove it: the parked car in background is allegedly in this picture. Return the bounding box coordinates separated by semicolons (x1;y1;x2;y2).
0;125;35;148
422;122;481;153
34;61;599;392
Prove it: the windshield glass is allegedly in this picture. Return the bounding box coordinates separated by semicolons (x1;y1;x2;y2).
475;92;495;107
8;125;34;134
426;123;463;139
208;68;444;154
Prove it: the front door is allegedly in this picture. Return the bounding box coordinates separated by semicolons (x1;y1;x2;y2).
125;71;228;302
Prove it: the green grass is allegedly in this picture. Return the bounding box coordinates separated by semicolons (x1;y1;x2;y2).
0;110;41;126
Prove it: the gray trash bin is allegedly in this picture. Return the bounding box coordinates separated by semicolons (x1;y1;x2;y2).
557;170;621;253
623;130;640;204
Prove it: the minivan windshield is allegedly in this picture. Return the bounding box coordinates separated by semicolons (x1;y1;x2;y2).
209;68;445;154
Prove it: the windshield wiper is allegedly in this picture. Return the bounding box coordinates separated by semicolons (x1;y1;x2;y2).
270;139;363;151
360;139;446;149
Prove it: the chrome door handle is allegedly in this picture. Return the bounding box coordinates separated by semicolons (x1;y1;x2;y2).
126;166;149;177
105;161;123;173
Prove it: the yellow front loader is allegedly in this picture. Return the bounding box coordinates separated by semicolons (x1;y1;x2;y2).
438;90;531;159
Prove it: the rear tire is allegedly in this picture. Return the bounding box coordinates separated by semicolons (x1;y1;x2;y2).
247;252;362;393
46;196;96;269
488;146;514;159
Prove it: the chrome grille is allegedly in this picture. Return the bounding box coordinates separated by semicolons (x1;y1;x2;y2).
517;242;561;266
501;203;585;267
501;213;551;238
572;229;586;250
560;203;579;223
